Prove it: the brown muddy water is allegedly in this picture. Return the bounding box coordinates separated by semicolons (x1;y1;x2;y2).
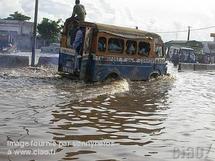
0;64;214;161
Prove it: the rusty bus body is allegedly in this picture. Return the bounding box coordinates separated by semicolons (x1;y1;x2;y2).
58;20;167;82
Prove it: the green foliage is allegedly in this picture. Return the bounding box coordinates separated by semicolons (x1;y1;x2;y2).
37;18;62;45
5;11;31;21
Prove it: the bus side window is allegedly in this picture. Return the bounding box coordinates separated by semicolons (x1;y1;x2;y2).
138;42;150;57
98;37;106;52
108;38;124;53
126;40;137;55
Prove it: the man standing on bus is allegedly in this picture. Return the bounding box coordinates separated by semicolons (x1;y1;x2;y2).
72;27;84;72
71;0;86;21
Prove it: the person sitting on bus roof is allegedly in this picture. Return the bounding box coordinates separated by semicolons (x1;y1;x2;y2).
71;0;87;22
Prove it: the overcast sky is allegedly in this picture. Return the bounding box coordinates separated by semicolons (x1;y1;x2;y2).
1;0;215;41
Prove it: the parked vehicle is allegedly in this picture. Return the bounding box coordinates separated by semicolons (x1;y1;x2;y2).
168;46;196;66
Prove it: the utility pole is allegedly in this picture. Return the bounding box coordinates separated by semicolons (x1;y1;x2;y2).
187;26;191;41
31;0;38;66
175;32;178;40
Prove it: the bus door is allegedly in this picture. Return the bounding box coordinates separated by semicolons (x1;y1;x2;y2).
59;21;80;74
63;24;87;74
80;27;94;81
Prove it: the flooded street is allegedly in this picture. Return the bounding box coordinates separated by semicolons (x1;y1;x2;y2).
0;64;215;161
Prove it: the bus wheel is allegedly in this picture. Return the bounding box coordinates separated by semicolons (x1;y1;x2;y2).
104;73;121;82
149;72;160;80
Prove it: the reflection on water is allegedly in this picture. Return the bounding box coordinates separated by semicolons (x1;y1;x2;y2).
0;65;215;161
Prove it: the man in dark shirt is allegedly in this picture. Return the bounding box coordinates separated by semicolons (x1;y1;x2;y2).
72;0;86;21
72;27;84;72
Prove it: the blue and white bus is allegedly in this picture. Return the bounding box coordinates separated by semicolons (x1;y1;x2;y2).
58;20;167;82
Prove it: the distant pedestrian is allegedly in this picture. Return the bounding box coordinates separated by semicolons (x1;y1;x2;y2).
71;0;86;22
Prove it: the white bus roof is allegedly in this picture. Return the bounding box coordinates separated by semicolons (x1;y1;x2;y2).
180;47;194;51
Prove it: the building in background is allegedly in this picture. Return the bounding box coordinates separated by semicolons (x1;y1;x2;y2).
0;19;33;51
202;36;215;64
211;33;215;42
165;39;215;64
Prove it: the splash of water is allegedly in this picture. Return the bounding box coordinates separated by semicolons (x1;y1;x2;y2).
76;79;130;101
0;67;130;102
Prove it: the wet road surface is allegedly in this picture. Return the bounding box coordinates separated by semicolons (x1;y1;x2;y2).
0;65;214;161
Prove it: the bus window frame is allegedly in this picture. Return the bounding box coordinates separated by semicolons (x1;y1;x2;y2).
95;32;156;58
126;40;137;55
138;41;151;57
98;37;107;52
155;45;164;58
108;38;124;54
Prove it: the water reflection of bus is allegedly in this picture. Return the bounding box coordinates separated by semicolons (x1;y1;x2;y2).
58;19;167;82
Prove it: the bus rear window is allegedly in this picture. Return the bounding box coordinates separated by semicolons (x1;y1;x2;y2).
108;38;124;53
98;37;106;52
138;42;150;57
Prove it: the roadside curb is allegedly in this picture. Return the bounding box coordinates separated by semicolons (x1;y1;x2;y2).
0;55;29;68
179;63;215;71
0;54;59;68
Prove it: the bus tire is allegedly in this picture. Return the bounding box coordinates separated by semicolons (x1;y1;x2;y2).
149;71;160;80
104;72;121;82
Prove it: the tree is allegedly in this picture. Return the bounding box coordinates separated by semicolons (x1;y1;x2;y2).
37;18;62;46
5;11;31;21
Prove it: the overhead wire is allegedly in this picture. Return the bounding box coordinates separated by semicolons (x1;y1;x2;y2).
156;25;215;34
